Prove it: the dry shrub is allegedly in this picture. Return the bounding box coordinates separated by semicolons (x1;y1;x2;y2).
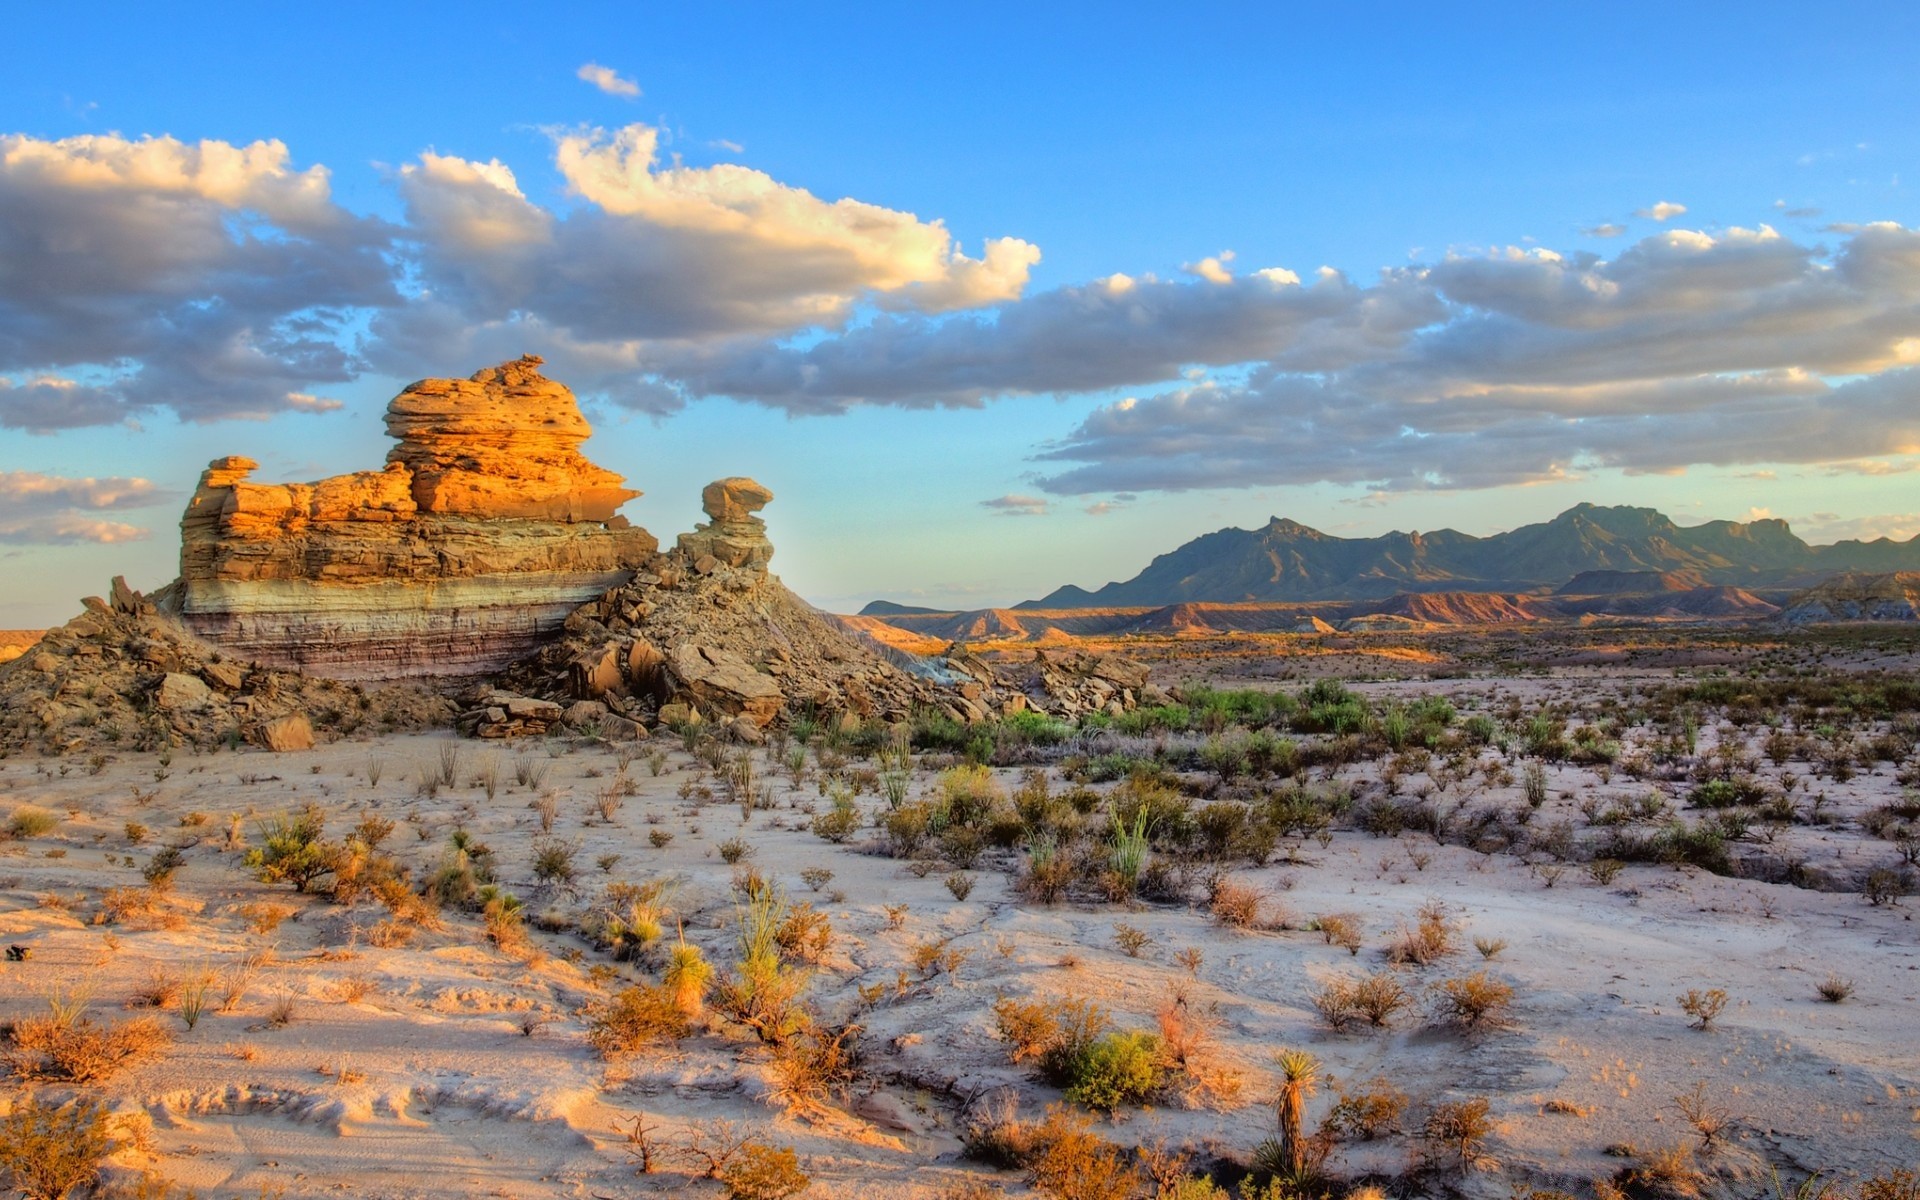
237;901;294;934
1386;898;1457;965
774;903;833;965
584;983;691;1057
1311;970;1408;1031
0;1096;118;1200
128;965;181;1010
98;887;175;930
1623;1142;1706;1199
1032;999;1110;1086
967;1101;1142;1200
1208;878;1267;929
769;1023;859;1115
992;995;1069;1065
6;1012;171;1084
1315;912;1365;954
719;1142;810;1200
1678;987;1728;1030
1428;970;1516;1030
1321;1076;1409;1141
1421;1096;1496;1171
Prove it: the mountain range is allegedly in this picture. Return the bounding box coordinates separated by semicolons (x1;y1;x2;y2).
1012;504;1920;608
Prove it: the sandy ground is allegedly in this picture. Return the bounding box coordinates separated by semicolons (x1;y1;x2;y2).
3;661;1919;1197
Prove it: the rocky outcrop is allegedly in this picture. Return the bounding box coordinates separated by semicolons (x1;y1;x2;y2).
1779;572;1920;623
498;479;940;734
677;477;776;570
0;577;451;754
173;357;657;679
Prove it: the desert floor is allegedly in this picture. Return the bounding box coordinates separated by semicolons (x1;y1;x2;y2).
4;638;1919;1198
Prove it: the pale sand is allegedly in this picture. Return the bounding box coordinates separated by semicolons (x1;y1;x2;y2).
2;704;1917;1197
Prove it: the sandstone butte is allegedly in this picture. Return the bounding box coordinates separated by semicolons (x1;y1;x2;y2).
0;355;1161;754
174;356;660;679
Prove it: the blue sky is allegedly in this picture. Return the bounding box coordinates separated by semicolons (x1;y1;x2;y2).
3;2;1918;625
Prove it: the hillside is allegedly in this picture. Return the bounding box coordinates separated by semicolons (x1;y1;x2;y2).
1025;503;1920;606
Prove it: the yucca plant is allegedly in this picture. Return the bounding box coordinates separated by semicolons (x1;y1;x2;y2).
1273;1048;1321;1178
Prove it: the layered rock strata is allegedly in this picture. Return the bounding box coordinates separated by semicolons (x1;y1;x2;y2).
174;357;657;679
0;577;451;754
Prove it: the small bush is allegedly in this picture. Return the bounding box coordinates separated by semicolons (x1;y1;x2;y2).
1421;1096;1495;1171
6;807;58;839
1386;899;1457;965
584;984;691;1057
1817;973;1855;1003
1678;987;1728;1030
1063;1030;1162;1111
0;1097;117;1200
1322;1076;1409;1141
5;1010;171;1084
1208;879;1266;929
1023;1106;1144;1200
244;805;341;893
720;1142;810;1199
1311;971;1408;1031
1428;971;1516;1030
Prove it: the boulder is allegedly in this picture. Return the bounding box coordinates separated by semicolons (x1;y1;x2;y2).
156;672;213;712
701;477;774;524
564;700;610;727
260;713;315;752
568;641;625;699
201;661;245;691
668;643;783;727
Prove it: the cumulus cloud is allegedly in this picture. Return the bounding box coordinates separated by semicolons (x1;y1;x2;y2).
1583;223;1627;238
980;494;1050;517
0;469;163;544
368;124;1038;391
664;266;1442;412
1636;200;1688;221
0;132;393;426
576;62;641;98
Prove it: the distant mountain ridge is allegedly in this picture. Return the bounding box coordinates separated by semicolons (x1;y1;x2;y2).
1024;504;1920;607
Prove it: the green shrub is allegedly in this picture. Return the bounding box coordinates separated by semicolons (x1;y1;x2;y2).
1062;1030;1162;1111
244;804;342;893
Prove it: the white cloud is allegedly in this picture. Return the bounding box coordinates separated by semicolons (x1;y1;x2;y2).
1635;200;1688;221
1583;223;1626;238
0;132;392;426
368;124;1039;393
0;469;164;544
0;515;149;545
576;62;641;98
1183;251;1235;284
0;470;161;511
980;494;1050;517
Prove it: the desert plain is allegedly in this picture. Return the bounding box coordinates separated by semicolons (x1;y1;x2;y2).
4;620;1919;1200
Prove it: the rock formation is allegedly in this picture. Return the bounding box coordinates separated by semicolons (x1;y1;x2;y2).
1779;572;1920;623
3;356;1153;751
677;477;776;570
0;577;451;754
492;474;944;737
172;357;657;679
